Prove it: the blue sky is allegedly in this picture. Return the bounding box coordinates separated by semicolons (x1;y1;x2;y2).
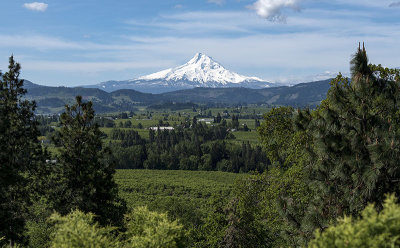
0;0;399;86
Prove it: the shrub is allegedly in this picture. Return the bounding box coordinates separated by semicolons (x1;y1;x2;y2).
309;194;400;248
49;210;119;248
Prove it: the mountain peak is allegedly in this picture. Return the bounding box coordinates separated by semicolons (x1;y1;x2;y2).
188;52;212;64
186;53;222;70
138;53;261;84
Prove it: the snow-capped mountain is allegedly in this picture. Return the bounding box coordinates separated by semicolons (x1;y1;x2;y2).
138;53;264;84
89;53;279;93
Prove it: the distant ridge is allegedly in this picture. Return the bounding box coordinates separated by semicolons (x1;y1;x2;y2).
87;53;279;93
25;79;332;114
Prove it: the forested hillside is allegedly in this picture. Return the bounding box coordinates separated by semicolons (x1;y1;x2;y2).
24;79;331;114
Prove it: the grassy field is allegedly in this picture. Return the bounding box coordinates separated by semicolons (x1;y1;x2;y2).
115;169;247;211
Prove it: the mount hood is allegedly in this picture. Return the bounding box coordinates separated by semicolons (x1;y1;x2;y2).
88;53;278;93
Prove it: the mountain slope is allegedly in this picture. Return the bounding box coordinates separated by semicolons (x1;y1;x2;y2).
139;53;263;84
25;79;332;114
89;53;277;93
161;79;331;106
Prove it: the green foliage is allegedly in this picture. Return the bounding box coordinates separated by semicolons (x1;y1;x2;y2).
25;198;56;248
49;208;185;248
296;46;400;238
309;194;400;248
221;177;271;248
257;106;314;246
258;107;295;165
124;206;185;248
115;170;244;247
231;114;239;129
115;169;245;211
55;96;126;226
222;166;312;247
109;123;268;172
49;210;119;248
0;56;44;245
195;195;228;248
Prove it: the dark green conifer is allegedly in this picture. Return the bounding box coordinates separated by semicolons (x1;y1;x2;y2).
0;56;43;245
55;96;126;226
298;44;400;237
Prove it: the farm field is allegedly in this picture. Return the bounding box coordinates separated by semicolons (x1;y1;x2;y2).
94;106;267;146
233;130;260;144
115;169;248;212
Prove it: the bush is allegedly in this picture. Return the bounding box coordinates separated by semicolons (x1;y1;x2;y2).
49;210;119;248
49;207;186;248
309;194;400;248
124;206;186;248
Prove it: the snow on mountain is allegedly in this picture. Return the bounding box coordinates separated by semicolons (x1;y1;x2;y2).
89;53;278;93
137;53;263;85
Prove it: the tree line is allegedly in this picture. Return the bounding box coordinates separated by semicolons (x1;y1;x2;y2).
109;123;268;172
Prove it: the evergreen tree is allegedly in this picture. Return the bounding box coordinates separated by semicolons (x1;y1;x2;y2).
215;113;222;123
55;96;126;226
149;129;155;143
254;119;260;129
231;115;239;130
298;44;400;238
0;56;44;245
192;116;197;128
124;120;132;128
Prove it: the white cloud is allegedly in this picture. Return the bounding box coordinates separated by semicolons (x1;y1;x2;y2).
208;0;225;5
389;1;400;7
248;0;300;22
23;2;48;12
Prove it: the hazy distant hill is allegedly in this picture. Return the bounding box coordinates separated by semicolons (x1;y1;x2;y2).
160;79;331;106
24;79;332;114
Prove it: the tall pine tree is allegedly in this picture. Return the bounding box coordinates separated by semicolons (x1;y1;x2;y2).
298;44;400;238
0;56;43;245
55;96;126;226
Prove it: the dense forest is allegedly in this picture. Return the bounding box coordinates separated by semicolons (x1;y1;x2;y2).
2;46;400;248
